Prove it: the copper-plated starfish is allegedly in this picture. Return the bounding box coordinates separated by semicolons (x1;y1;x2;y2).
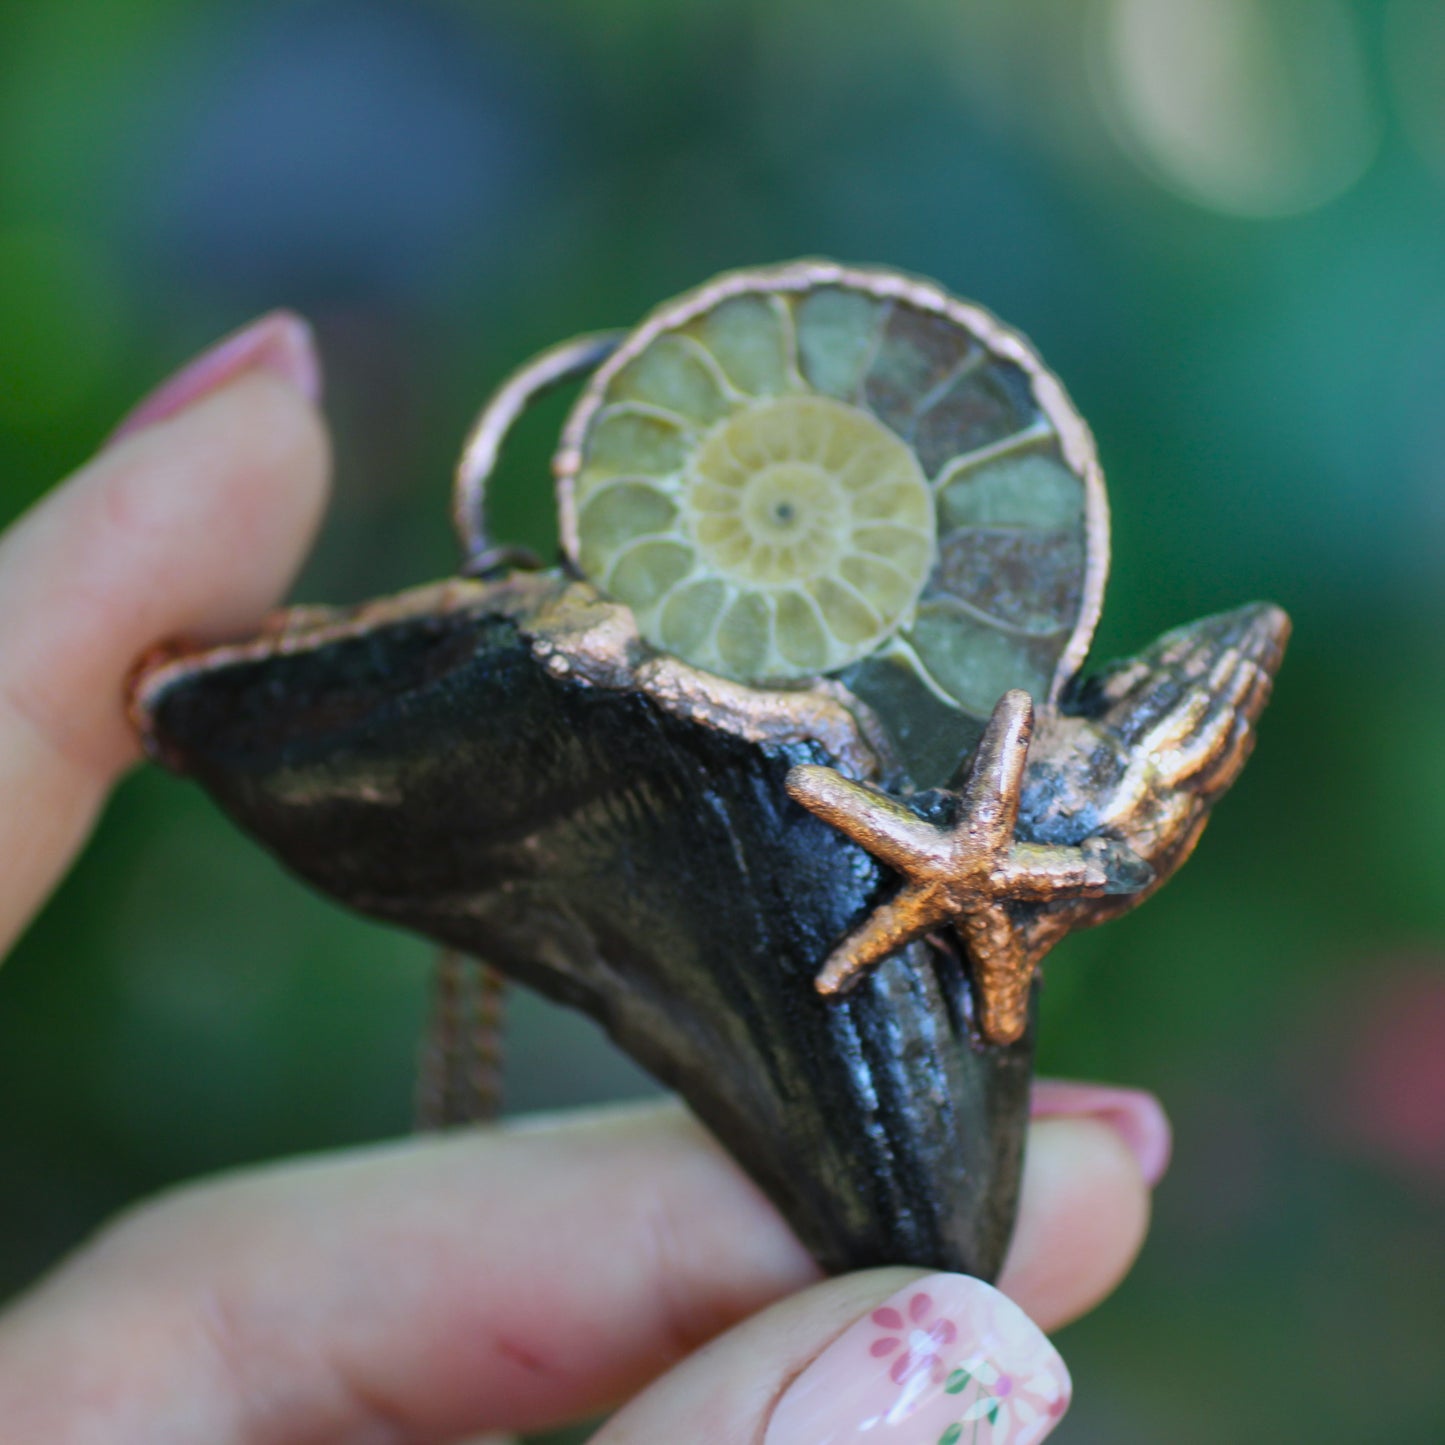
786;689;1122;1046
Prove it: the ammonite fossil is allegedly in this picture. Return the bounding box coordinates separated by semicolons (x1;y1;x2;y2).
129;261;1289;1280
557;266;1103;786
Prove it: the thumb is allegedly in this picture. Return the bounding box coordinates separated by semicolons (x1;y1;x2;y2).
593;1268;1070;1444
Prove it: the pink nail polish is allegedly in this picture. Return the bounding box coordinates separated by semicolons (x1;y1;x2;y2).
1031;1079;1173;1187
109;311;322;443
766;1274;1070;1444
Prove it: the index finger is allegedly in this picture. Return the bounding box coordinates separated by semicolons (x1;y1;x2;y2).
0;1100;1154;1444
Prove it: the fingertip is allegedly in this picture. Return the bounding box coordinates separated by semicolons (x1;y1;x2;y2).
1032;1079;1173;1187
150;368;333;639
598;1267;1071;1444
29;369;333;768
108;310;324;445
0;361;335;950
999;1116;1153;1331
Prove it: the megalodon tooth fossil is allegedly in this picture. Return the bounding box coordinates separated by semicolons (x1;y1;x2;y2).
128;260;1289;1281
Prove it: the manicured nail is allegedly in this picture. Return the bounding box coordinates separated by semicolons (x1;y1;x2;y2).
1031;1079;1173;1187
110;311;322;443
766;1273;1069;1444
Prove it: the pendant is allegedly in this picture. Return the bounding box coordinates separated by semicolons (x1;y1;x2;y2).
128;261;1288;1279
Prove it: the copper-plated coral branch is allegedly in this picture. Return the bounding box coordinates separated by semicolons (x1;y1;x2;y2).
785;605;1291;1046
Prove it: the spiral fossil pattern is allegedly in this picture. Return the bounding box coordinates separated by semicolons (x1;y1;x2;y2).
561;266;1101;784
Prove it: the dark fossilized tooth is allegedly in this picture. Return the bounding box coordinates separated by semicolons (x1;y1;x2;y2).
130;575;1288;1279
134;578;1035;1279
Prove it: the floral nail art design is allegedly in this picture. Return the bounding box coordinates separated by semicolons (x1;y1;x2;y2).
931;1347;1068;1443
764;1273;1070;1444
864;1290;1068;1442
869;1290;959;1387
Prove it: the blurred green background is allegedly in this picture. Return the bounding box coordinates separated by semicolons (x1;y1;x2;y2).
2;1;1443;1439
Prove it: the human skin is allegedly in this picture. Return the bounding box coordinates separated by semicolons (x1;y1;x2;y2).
0;315;1165;1444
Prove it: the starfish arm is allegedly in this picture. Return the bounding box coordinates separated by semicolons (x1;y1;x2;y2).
956;689;1034;853
954;903;1034;1046
813;884;939;995
996;841;1113;900
786;765;942;875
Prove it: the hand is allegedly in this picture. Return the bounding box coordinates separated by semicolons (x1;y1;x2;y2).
0;315;1169;1444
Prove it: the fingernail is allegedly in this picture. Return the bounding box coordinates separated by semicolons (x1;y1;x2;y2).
766;1273;1070;1444
1032;1079;1173;1187
109;311;322;443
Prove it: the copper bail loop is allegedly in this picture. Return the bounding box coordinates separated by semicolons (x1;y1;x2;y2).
452;331;623;576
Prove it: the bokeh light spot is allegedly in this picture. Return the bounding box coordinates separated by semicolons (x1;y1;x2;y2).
1095;0;1380;217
